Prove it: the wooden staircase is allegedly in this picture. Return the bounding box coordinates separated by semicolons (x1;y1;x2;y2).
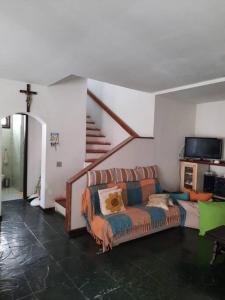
55;115;112;216
85;115;111;166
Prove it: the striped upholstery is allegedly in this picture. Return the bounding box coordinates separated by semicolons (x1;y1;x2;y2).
87;169;115;187
114;168;140;183
82;179;186;251
136;165;158;180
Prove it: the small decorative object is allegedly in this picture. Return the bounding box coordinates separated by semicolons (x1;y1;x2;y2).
20;84;37;113
98;187;125;215
50;132;59;150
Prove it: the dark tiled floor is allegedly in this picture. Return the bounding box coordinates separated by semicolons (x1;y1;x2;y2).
0;200;224;300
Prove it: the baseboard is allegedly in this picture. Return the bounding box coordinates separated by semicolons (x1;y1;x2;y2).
68;227;87;237
40;207;55;214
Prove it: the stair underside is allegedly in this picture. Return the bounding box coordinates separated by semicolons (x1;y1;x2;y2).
55;198;66;217
85;158;97;163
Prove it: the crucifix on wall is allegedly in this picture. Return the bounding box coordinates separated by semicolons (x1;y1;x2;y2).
20;84;38;112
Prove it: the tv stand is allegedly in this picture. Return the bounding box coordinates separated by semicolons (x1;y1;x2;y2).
180;159;225;167
180;160;208;191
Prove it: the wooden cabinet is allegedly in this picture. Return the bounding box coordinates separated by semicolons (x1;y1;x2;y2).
180;161;208;192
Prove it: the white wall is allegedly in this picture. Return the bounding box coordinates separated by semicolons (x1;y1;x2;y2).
27;116;42;195
195;100;225;159
88;79;155;137
87;95;129;147
154;96;196;191
0;76;87;215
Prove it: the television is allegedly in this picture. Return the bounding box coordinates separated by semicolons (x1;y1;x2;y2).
184;137;223;160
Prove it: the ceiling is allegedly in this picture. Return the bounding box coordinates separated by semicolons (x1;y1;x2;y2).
157;81;225;104
1;0;225;92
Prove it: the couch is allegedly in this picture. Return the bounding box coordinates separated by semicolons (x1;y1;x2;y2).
82;178;186;252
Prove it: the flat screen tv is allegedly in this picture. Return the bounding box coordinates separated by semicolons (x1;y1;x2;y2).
184;137;223;159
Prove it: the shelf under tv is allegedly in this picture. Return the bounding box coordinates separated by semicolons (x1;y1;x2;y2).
180;159;225;167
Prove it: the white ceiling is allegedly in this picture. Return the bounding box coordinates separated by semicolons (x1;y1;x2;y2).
1;0;225;92
157;81;225;104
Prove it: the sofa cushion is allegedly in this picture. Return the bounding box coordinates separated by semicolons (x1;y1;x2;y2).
147;196;169;211
98;187;125;215
87;169;115;187
182;188;212;202
170;192;190;202
114;168;140;183
86;179;157;215
199;201;225;236
136;165;158;180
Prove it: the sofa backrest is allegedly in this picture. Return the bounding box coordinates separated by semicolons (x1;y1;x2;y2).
86;179;162;216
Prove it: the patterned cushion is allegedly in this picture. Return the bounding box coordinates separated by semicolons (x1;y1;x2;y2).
114;168;140;183
182;188;212;202
136;165;158;180
87;169;115;186
98;187;125;215
147;196;169;211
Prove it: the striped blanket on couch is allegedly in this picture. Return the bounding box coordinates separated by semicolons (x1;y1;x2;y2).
82;179;186;251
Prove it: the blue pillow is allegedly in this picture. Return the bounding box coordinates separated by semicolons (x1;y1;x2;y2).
155;181;163;193
169;192;189;201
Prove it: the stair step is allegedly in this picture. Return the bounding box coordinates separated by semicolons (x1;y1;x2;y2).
86;144;111;151
86;121;95;124
86;115;91;118
86;136;107;142
85;158;97;163
86;141;111;145
55;198;66;208
86;152;107;159
86;134;106;138
86;127;100;131
86;149;108;153
86;130;103;136
55;198;66;217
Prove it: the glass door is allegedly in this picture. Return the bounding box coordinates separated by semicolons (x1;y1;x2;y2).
184;166;194;189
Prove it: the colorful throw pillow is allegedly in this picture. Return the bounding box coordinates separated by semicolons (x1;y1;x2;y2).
170;192;190;202
87;169;115;186
147;194;169;210
199;201;225;235
98;187;125;215
114;168;140;183
182;188;212;202
136;165;158;180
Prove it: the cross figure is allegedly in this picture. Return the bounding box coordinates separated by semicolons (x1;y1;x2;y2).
20;84;37;112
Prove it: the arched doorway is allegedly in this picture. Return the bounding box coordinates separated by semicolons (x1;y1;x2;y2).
0;112;46;216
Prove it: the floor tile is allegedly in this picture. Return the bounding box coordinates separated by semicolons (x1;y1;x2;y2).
34;285;85;300
24;258;72;293
43;238;79;261
0;273;32;300
1;200;225;300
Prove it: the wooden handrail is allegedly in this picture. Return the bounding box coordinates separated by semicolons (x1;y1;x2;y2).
67;136;134;185
87;89;139;137
65;137;134;231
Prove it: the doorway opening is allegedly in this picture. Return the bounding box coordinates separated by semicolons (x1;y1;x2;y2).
0;113;46;208
1;114;25;201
